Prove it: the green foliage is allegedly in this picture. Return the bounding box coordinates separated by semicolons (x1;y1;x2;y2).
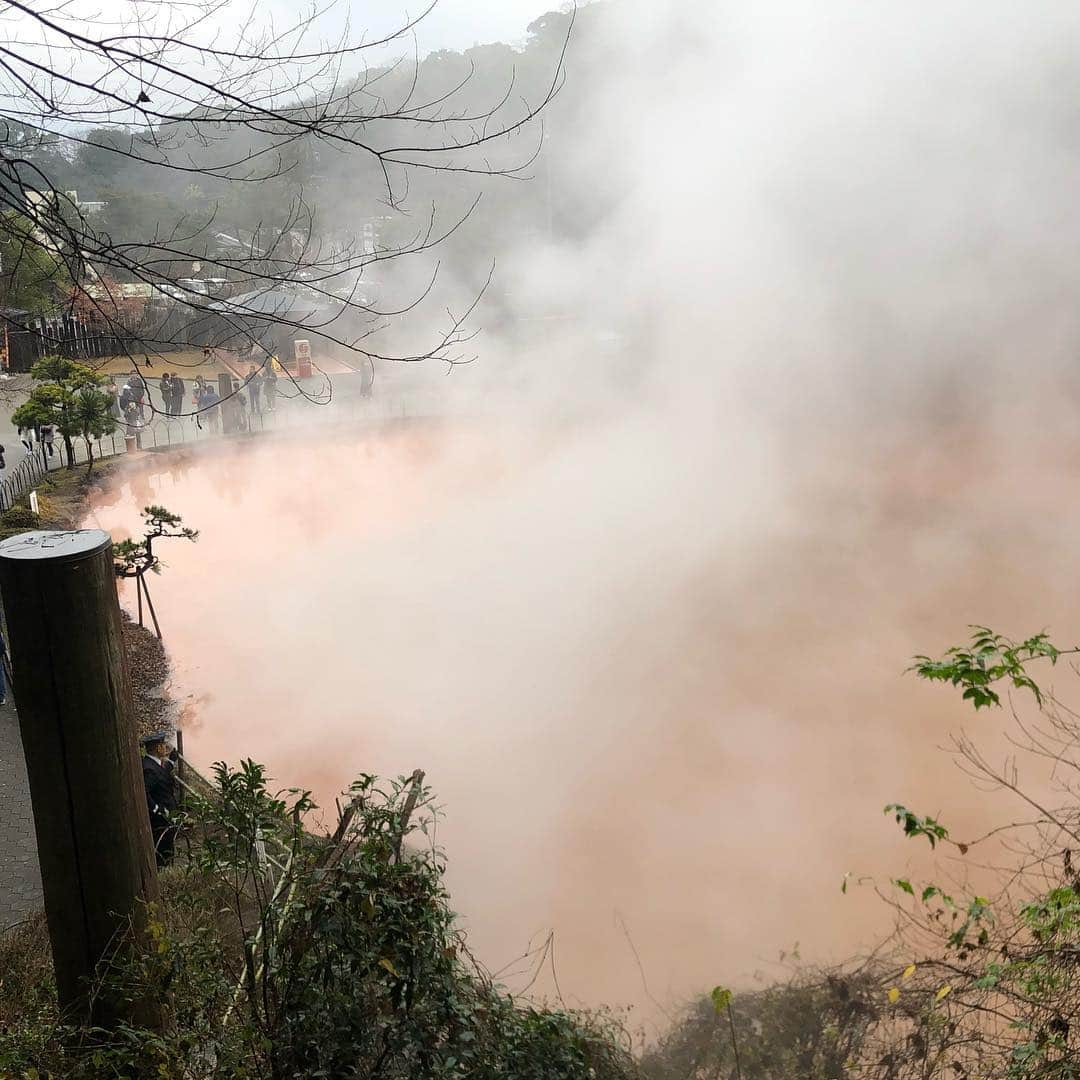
0;765;638;1079
11;356;115;470
114;504;198;578
642;968;880;1080
0;506;41;530
871;624;1080;1077
912;626;1064;709
883;804;949;848
1021;887;1080;942
0;212;69;313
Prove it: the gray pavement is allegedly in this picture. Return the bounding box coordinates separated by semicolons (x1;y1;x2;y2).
0;697;43;926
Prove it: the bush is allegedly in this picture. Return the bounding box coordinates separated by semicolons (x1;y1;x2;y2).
0;507;41;530
0;765;640;1079
641;968;882;1080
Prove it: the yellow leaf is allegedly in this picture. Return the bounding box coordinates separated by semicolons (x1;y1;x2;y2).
378;957;401;979
935;984;952;1001
902;964;917;981
887;987;900;1004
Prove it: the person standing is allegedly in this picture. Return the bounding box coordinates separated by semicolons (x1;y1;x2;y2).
158;373;174;416
200;382;221;432
39;423;55;459
123;400;142;447
233;382;248;432
263;361;277;412
16;425;33;453
245;364;262;414
104;379;122;420
133;378;146;424
171;373;186;417
140;732;179;867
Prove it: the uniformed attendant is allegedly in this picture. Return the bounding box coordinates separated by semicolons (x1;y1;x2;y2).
141;732;179;866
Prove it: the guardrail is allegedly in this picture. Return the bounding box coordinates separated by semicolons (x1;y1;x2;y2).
0;384;440;516
0;451;47;512
0;408;276;512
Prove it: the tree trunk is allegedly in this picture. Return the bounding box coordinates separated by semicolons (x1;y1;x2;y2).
85;436;94;473
62;433;75;469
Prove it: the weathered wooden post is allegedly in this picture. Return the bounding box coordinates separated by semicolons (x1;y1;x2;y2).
0;529;161;1029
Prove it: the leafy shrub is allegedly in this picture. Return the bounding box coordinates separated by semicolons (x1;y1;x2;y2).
0;507;41;530
641;967;881;1080
0;764;639;1079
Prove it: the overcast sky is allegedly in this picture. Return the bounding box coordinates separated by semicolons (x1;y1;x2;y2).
395;0;563;50
250;0;567;56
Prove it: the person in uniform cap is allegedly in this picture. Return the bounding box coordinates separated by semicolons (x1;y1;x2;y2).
141;732;179;866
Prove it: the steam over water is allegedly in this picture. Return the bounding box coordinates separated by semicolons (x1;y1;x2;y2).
85;391;1080;1017
83;0;1080;1021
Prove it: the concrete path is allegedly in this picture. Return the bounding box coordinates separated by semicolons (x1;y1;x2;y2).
0;696;42;926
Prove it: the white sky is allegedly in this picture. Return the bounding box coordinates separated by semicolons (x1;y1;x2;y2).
256;0;567;55
0;0;574;128
395;0;562;50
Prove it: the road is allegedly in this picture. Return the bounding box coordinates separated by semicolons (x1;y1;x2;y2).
0;695;42;926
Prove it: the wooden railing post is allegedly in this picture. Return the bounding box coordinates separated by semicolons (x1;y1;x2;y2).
0;529;162;1029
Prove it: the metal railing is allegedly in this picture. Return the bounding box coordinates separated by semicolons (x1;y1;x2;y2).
0;448;47;512
0;408;276;513
0;385;443;516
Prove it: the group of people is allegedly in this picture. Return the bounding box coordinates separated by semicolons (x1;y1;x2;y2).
157;373;188;417
191;376;222;431
15;423;56;457
196;364;278;433
241;362;278;415
102;372;150;429
105;362;277;432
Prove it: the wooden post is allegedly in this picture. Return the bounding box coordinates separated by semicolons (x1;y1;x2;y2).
0;529;162;1029
139;573;162;640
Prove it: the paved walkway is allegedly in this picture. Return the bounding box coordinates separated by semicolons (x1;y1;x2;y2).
0;697;43;926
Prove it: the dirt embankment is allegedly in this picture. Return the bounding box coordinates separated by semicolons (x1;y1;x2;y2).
1;460;176;738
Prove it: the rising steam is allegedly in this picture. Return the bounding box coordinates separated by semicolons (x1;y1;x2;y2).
87;0;1080;1021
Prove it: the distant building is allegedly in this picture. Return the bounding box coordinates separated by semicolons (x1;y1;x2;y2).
24;190;108;250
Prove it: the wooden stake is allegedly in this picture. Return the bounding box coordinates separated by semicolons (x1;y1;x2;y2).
0;529;162;1029
139;573;162;640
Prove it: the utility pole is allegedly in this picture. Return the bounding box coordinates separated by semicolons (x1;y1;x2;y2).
0;529;161;1029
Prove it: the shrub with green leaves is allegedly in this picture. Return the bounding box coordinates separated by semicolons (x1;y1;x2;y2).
640;968;882;1079
0;763;638;1079
11;356;117;471
856;626;1080;1078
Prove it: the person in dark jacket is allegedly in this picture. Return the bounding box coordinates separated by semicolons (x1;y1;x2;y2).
263;362;277;411
245;364;262;414
141;732;179;866
158;373;174;416
170;374;186;416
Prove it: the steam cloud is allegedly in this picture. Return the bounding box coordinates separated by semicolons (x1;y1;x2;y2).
87;0;1080;1022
